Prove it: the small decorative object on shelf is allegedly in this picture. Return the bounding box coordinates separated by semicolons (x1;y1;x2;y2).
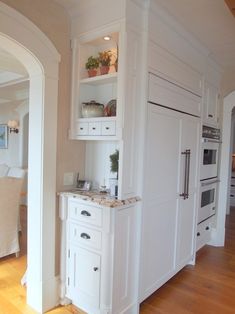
109;149;119;197
98;50;112;75
81;100;104;118
104;99;117;117
85;56;99;77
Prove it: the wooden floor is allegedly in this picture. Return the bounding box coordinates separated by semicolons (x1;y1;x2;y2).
0;207;235;313
140;207;235;314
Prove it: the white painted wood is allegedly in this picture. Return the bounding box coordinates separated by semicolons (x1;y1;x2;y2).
0;3;60;312
147;0;208;74
203;81;219;127
118;28;142;200
88;122;102;136
60;195;139;314
69;223;102;251
140;100;200;302
67;246;101;309
68;199;103;227
101;121;116;136
148;42;203;97
70;26;120;141
196;217;213;251
148;73;201;117
176;115;200;269
216;93;235;246
112;205;139;314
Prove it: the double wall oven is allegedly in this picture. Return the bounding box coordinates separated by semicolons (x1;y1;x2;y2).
199;126;220;223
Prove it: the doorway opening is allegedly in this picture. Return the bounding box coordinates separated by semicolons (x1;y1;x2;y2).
0;2;60;312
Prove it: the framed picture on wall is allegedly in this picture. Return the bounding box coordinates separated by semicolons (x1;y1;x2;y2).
0;124;8;149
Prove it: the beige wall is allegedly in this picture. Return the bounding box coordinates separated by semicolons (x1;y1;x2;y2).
1;0;85;191
221;67;235;97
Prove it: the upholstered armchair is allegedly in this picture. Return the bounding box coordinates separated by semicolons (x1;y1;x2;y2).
0;177;24;258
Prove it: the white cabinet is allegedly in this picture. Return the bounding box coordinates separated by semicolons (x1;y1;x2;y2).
70;30;120;141
140;99;200;301
196;216;213;251
203;81;219;127
59;195;140;314
67;247;101;309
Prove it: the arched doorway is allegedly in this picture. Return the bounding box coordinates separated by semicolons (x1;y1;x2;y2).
217;92;235;247
0;2;60;313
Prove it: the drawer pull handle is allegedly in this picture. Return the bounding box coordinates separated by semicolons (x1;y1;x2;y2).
80;127;83;130
92;127;96;130
205;226;210;231
231;185;235;187
93;267;99;272
105;127;110;130
81;210;91;217
81;233;90;240
208;114;213;118
197;232;200;237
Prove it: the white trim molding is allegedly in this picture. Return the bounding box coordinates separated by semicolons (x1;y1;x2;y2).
0;2;60;313
216;92;235;246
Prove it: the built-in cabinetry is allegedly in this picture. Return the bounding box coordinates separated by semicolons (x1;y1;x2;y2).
70;31;120;141
62;0;223;312
59;194;140;314
140;75;200;301
203;81;220;127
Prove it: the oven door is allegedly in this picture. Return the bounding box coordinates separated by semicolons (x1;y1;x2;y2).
198;179;218;223
200;140;219;180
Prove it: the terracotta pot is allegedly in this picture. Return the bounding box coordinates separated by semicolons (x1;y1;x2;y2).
87;69;97;77
100;66;109;75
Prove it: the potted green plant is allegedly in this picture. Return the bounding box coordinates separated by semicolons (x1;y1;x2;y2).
98;50;112;75
85;56;99;77
109;149;119;197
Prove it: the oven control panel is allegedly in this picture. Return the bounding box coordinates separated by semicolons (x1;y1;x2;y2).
202;125;220;140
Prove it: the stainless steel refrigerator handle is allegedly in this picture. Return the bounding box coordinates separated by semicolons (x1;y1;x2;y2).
180;150;188;200
186;149;191;199
201;179;220;186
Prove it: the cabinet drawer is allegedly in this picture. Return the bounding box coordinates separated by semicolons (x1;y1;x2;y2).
69;223;102;250
88;122;101;135
101;121;116;136
196;218;212;251
77;122;88;136
68;200;102;227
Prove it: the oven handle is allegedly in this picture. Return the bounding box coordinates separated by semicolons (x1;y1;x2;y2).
202;138;222;144
201;179;220;186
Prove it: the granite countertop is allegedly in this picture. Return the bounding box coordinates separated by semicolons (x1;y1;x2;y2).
59;189;141;208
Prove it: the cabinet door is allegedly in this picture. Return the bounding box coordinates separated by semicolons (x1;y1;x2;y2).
140;103;200;301
67;246;100;309
204;82;219;126
176;115;200;268
140;104;181;300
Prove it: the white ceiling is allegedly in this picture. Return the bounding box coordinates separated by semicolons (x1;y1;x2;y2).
54;0;235;69
0;48;29;105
